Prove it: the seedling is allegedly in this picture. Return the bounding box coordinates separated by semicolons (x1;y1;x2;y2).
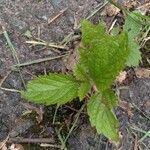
22;11;148;141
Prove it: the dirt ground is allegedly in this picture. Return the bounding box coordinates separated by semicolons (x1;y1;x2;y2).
0;0;149;150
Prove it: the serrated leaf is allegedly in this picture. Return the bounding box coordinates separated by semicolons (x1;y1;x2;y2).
87;93;119;141
124;11;142;66
81;20;105;45
22;73;80;105
73;63;88;81
78;82;91;100
80;20;130;91
126;42;141;66
102;89;118;108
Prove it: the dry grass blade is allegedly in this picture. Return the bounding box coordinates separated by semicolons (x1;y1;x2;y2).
2;26;26;89
26;40;66;50
48;8;68;25
13;54;68;68
0;135;9;149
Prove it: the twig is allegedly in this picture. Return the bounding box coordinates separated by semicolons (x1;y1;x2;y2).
108;19;117;32
53;104;60;124
86;1;108;21
13;54;68;68
2;26;26;89
132;132;138;150
7;138;55;144
48;8;68;25
40;143;61;149
140;141;149;150
130;126;150;136
139;130;150;142
131;103;150;120
61;1;108;45
64;103;86;143
64;105;86;114
26;40;66;50
2;26;19;64
0;135;9;149
0;87;21;93
55;127;67;150
0;70;12;86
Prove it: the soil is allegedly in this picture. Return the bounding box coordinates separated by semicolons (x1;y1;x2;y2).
0;0;149;150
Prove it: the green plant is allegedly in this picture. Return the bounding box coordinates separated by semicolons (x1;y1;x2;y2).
22;20;131;141
124;10;144;66
22;20;130;141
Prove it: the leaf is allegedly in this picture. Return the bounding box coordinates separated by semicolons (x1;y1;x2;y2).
78;82;91;100
22;73;80;105
126;42;141;66
80;20;130;91
81;20;105;46
73;63;88;81
102;89;118;108
124;11;142;66
87;93;119;141
110;26;120;36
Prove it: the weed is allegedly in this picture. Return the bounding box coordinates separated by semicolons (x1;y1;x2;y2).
22;10;149;141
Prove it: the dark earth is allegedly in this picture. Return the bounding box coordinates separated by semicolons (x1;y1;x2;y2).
0;0;150;149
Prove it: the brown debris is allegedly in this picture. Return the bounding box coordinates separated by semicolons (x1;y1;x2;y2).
9;144;24;150
48;8;68;25
103;4;120;16
123;0;139;9
21;102;44;123
7;138;55;144
135;68;150;78
118;100;134;118
116;71;127;84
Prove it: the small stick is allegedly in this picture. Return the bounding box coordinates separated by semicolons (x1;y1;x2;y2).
48;8;68;25
2;26;26;89
13;54;68;68
108;19;117;32
64;105;86;114
0;135;9;149
86;1;108;21
38;25;41;39
0;70;12;86
40;143;61;149
7;138;55;144
61;2;108;45
64;103;86;143
26;40;66;50
0;87;20;93
139;130;150;142
52;104;60;124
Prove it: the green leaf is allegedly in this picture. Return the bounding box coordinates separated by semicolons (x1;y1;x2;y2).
124;11;142;66
110;26;120;36
102;89;118;108
87;93;119;141
78;82;91;100
22;73;80;105
126;42;141;66
81;20;105;46
80;20;130;91
73;63;88;81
